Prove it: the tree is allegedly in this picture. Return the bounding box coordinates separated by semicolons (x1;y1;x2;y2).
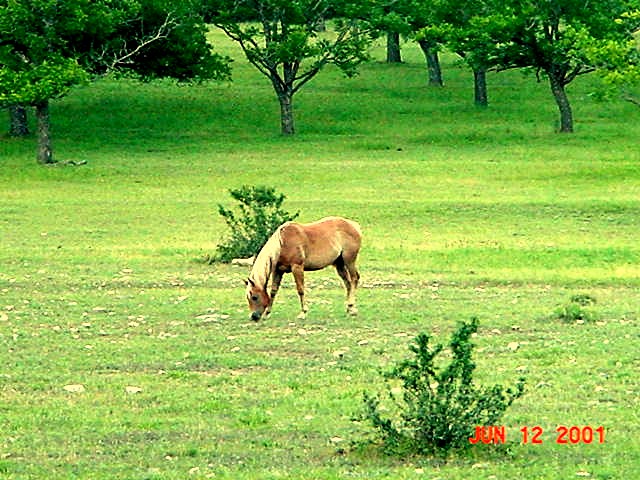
376;5;407;63
408;0;448;88
364;0;445;86
484;0;640;132
0;0;92;163
0;0;230;163
442;2;511;107
410;0;506;104
582;11;640;106
207;0;370;135
386;31;402;63
0;57;89;164
414;24;446;88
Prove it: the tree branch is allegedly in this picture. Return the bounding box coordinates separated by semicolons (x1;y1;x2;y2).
215;23;276;82
565;65;595;85
291;27;352;94
106;13;178;71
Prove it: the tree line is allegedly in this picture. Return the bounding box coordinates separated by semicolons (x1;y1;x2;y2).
2;0;640;164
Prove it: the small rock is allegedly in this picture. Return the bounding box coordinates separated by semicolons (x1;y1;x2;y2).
63;384;85;393
231;257;255;266
507;342;520;351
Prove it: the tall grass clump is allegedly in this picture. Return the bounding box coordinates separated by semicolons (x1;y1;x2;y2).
363;318;526;457
214;185;299;263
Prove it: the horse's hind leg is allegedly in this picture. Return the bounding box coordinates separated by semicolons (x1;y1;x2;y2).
336;257;359;316
292;264;308;320
345;260;360;316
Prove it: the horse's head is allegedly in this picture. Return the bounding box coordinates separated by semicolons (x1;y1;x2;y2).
245;278;270;321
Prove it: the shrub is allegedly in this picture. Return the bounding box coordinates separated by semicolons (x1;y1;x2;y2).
569;293;597;306
214;185;299;263
363;318;525;456
551;294;598;322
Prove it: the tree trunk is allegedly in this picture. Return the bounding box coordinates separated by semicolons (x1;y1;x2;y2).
9;105;29;136
548;73;573;133
417;39;443;87
473;68;488;107
276;90;295;135
386;31;402;63
35;100;55;163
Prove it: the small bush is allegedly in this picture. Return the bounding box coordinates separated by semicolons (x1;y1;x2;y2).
213;185;299;263
552;294;598;322
569;293;597;306
363;318;525;457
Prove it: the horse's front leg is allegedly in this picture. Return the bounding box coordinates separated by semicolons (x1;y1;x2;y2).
265;270;283;318
291;264;308;320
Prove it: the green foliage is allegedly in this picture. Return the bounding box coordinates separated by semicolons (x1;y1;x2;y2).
0;56;88;107
0;0;92;106
111;0;231;82
214;185;299;263
582;31;640;103
363;318;526;456
210;0;370;78
479;0;638;74
551;294;598;322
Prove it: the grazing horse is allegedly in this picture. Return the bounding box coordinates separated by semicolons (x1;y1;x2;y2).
245;216;362;321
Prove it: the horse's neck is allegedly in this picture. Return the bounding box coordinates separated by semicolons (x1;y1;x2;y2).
249;230;281;289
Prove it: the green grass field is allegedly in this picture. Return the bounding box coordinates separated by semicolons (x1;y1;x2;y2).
1;32;639;479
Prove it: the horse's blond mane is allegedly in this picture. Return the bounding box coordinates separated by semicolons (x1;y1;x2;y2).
248;225;284;291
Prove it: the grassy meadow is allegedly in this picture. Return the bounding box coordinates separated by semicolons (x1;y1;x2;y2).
1;30;639;479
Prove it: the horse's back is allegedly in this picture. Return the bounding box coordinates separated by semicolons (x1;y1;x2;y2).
279;217;361;269
303;216;361;237
297;217;361;247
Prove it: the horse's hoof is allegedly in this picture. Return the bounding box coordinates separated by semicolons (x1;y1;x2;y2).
297;312;307;320
347;306;358;316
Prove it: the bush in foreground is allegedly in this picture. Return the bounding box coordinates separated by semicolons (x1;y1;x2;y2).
363;318;525;457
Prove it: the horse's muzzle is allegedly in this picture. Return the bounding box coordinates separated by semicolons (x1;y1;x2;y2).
251;311;262;322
